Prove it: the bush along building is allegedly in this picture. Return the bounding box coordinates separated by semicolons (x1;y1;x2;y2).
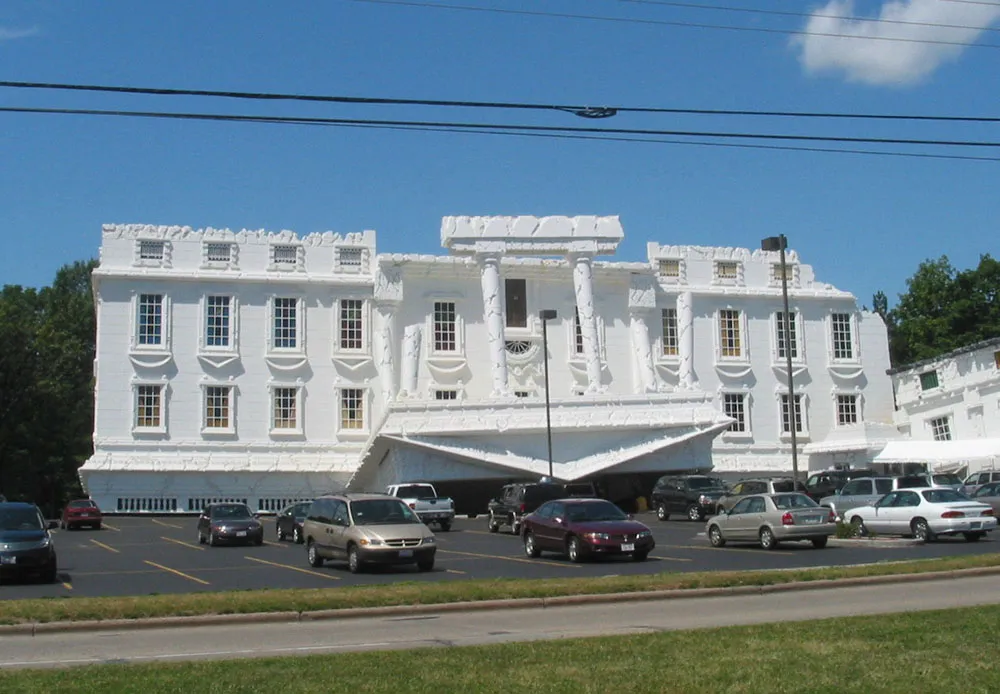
80;216;896;514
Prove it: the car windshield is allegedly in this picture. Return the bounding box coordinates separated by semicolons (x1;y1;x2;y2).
922;489;968;504
212;505;252;520
771;494;818;510
524;484;567;504
932;474;963;487
565;501;628;523
0;507;43;531
394;485;437;500
69;500;97;509
351;499;421;525
688;477;726;491
770;480;800;493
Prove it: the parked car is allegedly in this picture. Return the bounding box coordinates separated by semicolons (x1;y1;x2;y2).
843;487;997;542
521;498;654;562
706;493;835;550
717;478;807;513
650;474;729;522
275;501;312;543
803;469;873;502
564;481;599;498
969;482;1000;516
304;493;436;573
962;470;1000;496
60;499;103;530
487;482;567;534
819;477;899;520
385;483;455;531
197;502;264;546
930;473;964;491
0;501;58;583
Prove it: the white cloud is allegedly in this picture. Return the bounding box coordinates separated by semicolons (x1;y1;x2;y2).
0;26;39;42
793;0;1000;86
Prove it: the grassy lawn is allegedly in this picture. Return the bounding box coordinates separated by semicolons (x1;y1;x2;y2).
1;604;998;692
2;552;999;625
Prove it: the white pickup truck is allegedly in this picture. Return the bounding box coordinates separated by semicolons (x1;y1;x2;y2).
385;483;456;531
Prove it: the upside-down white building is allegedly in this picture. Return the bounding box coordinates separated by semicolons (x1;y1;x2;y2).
80;216;896;514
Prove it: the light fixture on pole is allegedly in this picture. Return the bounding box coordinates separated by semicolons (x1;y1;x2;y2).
538;309;558;481
761;235;799;485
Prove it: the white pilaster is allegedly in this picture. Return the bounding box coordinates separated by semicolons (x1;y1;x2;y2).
678;290;696;389
478;254;510;397
571;253;603;392
629;311;657;394
376;302;398;404
400;324;422;398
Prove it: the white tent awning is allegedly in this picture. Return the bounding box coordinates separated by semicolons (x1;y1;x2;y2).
874;439;1000;466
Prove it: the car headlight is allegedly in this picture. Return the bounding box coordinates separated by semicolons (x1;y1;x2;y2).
35;536;51;549
423;536;436;544
637;530;652;538
583;532;610;541
699;495;711;505
360;537;383;546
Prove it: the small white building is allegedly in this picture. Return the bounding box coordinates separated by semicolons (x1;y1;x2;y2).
80;216;896;513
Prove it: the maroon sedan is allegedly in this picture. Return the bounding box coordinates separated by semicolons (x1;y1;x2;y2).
522;498;654;562
61;499;103;530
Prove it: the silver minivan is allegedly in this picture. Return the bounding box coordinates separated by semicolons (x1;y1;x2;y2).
819;477;896;520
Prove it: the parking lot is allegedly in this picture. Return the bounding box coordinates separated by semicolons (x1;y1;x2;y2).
1;513;996;599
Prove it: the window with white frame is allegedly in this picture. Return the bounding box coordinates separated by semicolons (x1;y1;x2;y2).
134;384;164;431
836;394;859;426
340;388;365;430
204;386;233;431
434;389;458;401
722;393;748;433
272;298;300;350
205;295;233;349
715;261;739;281
271;387;300;431
771;263;795;282
205;242;233;263
776;311;798;360
139;240;165;260
338;247;364;269
919;370;939;391
929;415;952;441
780;393;805;434
661;308;678;357
271;244;300;267
433;301;457;352
831;313;854;360
573;307;584;355
136;294;165;347
514;390;531;398
658;259;680;277
339;299;365;351
719;309;742;359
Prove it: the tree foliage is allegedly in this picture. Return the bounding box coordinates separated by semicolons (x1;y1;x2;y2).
0;260;97;515
879;254;1000;366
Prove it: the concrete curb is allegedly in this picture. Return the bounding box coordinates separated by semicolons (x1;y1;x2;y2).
827;537;924;547
4;565;1000;636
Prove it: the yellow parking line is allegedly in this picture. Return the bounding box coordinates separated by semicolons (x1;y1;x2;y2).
244;555;340;580
658;543;790;556
151;518;183;529
61;582;72;591
445;569;467;575
144;560;210;585
439;548;583;568
89;539;120;554
261;540;285;548
160;536;205;551
101;522;120;532
650;554;692;562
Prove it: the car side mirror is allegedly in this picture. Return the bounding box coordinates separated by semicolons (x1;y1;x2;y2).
627;513;634;521
253;513;260;519
554;517;564;525
47;520;58;529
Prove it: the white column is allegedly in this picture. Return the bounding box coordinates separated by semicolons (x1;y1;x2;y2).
375;302;398;404
571;253;603;392
677;290;696;389
629;310;657;394
479;254;510;397
400;324;422;398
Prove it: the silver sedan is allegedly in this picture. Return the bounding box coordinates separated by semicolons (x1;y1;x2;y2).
705;493;836;550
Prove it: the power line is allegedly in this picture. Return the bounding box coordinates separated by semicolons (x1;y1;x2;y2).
3;80;1000;124
2;105;999;149
617;0;1000;35
346;0;1000;49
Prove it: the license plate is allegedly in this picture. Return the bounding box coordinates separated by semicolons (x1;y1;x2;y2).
399;549;413;558
803;516;823;524
971;522;981;529
80;513;91;518
1;556;16;565
236;531;247;537
621;543;635;552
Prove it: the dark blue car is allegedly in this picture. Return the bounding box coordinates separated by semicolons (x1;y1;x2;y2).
0;502;58;583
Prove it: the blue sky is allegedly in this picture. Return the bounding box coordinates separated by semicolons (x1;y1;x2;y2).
1;0;998;308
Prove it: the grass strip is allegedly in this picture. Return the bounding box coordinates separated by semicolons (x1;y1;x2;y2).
2;552;999;626
1;604;998;692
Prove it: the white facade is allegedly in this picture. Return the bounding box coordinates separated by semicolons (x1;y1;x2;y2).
81;216;896;513
890;337;1000;442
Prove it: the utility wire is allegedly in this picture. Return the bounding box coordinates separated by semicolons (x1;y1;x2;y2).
2;105;999;149
346;0;1000;49
3;80;1000;124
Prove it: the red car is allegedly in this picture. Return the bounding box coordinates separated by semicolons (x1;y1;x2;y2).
61;499;103;530
521;498;655;562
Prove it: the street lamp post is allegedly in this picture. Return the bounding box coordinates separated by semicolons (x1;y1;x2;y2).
761;235;800;485
539;309;558;480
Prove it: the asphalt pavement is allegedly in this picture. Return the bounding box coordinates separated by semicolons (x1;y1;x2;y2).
1;513;996;599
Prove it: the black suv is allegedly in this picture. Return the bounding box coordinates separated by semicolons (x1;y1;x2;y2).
650;474;728;522
803;469;874;502
487;482;567;534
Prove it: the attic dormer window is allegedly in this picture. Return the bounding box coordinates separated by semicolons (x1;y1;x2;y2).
272;245;298;265
139;241;165;260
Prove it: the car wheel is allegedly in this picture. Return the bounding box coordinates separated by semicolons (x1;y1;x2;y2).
687;505;703;522
850;516;868;537
759;526;779;550
511;519;521;536
43;561;58;584
963;531;984;543
567;536;584;563
293;527;303;544
912;517;934;543
656;503;669;522
417;558;435;572
811;537;829;549
208;532;218;547
59;521;65;530
277;525;286;541
439;521;452;532
488;513;500;533
198;530;206;545
524;532;541;558
254;534;264;546
708;524;726;548
348;545;363;574
632;551;648;562
307;541;323;567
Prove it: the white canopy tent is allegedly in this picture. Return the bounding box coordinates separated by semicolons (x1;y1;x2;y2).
873;439;1000;474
